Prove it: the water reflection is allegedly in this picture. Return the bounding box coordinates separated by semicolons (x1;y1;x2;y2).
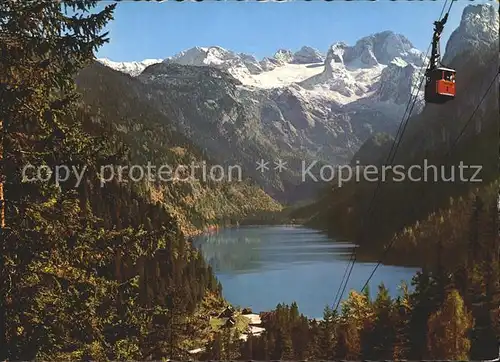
193;225;355;274
193;225;418;318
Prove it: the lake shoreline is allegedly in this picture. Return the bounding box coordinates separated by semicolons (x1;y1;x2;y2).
192;222;422;269
193;225;419;319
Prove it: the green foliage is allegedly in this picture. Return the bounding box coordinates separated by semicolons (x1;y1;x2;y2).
2;1;497;360
0;1;224;359
236;183;499;360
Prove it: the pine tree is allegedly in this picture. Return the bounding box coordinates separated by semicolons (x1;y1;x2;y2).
393;282;412;360
364;283;395;359
485;199;500;345
318;306;336;359
408;270;440;359
470;198;500;359
0;1;219;359
335;320;361;360
0;1;120;358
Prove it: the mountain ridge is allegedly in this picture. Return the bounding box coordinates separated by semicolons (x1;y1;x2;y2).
97;29;424;89
295;3;499;243
92;3;497;201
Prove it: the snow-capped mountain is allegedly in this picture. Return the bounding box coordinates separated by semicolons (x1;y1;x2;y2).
164;46;241;68
342;31;425;67
157;31;428;108
94;31;426;199
97;31;425;106
273;49;294;64
373;58;422;106
291;46;325;64
90;4;497;201
97;58;162;76
353;3;499;165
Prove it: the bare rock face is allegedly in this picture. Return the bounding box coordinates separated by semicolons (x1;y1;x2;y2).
355;3;499;168
443;3;499;65
93;37;424;200
239;53;264;75
374;58;422;106
342;31;425;67
325;42;348;66
291;46;325;64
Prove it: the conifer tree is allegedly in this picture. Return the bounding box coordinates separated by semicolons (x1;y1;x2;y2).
318;306;337;359
408;271;440;359
335;319;361;360
393;282;412;360
0;1;119;358
365;283;395;359
0;1;219;359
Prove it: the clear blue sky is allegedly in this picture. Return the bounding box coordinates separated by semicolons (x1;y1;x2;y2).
95;0;496;62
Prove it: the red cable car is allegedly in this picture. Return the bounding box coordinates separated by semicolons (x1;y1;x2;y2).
424;13;456;104
425;66;456;104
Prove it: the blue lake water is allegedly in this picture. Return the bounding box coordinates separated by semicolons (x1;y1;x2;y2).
193;225;419;319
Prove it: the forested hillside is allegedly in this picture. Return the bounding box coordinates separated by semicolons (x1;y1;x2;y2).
205;180;500;360
76;62;281;236
273;5;500;359
1;1;498;360
0;1;226;359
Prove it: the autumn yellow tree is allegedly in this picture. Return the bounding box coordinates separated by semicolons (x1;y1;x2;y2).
427;289;473;360
336;290;375;359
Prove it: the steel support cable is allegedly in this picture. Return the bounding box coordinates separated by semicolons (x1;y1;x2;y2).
332;50;433;310
359;68;499;293
332;0;454;311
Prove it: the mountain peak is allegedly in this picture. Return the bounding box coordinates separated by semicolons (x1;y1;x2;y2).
343;31;424;67
96;58;162;76
274;49;294;63
374;59;421;106
325;42;348;66
164;46;239;67
291;46;325;64
443;3;499;64
163;46;267;78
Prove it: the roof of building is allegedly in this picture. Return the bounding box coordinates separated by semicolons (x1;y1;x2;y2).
242;313;261;325
248;326;265;334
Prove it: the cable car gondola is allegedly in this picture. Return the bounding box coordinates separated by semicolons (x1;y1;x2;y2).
425;66;456;104
424;13;456;104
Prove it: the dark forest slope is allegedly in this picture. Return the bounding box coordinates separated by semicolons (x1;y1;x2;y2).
76;62;281;235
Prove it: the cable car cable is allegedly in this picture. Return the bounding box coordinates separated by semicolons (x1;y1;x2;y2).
332;251;354;311
425;0;457;103
445;69;499;157
332;0;454;311
334;36;436;312
332;70;430;310
359;68;499;294
389;0;452;160
334;70;430;311
389;0;454;159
